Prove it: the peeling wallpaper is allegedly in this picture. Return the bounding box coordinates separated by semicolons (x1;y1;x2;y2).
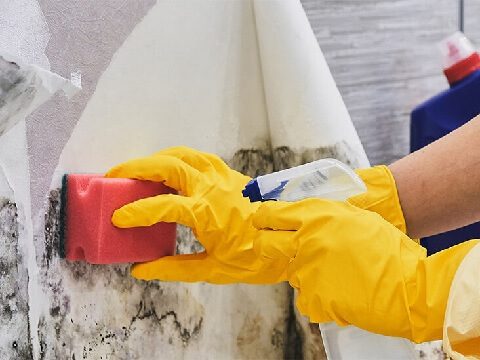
0;0;50;68
28;0;156;213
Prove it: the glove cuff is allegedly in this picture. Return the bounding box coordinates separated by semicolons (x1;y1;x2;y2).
408;239;480;343
349;165;407;234
443;241;480;357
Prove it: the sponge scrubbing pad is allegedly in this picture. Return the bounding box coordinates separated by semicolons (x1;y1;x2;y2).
61;174;176;264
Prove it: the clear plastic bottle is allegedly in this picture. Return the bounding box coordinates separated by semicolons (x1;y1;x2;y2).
242;158;366;202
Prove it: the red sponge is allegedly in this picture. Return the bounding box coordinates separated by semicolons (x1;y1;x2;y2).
62;174;176;264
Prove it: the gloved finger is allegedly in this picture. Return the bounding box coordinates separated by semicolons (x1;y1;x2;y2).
106;155;201;195
287;255;302;289
153;146;215;172
294;290;330;324
112;194;197;228
155;146;250;183
252;201;305;231
131;252;211;282
253;198;350;231
254;229;297;260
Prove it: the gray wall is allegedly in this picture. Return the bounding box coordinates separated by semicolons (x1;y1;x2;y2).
303;0;480;165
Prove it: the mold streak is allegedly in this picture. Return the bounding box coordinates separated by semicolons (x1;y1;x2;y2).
0;56;37;137
39;188;207;358
0;198;32;359
36;145;289;359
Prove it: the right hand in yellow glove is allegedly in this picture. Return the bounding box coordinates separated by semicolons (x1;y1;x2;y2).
252;198;479;342
349;165;407;233
106;146;289;284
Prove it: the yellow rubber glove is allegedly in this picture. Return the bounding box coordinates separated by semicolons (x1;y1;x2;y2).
106;146;288;284
349;165;407;233
252;198;479;343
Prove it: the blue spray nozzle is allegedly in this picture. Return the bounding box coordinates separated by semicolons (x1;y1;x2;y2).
242;179;263;202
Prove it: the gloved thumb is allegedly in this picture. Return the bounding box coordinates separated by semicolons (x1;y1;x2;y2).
131;253;212;282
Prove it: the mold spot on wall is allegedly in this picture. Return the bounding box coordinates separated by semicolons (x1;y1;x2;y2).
0;58;23;98
302;323;326;360
229;148;274;177
236;311;287;360
175;225;204;255
0;56;37;137
236;314;262;348
284;288;304;360
37;257;205;359
40;190;206;358
270;327;284;349
302;141;359;168
36;144;289;359
129;301;203;346
44;189;61;267
291;291;326;360
0;198;33;359
414;342;448;360
273;141;360;171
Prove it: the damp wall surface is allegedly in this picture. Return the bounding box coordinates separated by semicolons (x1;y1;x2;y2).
0;0;475;359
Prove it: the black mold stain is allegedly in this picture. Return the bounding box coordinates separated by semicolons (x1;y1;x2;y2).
306;323;325;359
270;327;284;349
236;314;262;348
38;142;357;359
37;316;48;360
37;259;205;358
0;57;22;96
39;141;364;358
39;193;205;359
44;189;62;267
175;225;204;255
229;148;274;177
0;198;33;359
229;143;359;178
284;288;303;360
36;266;204;358
0;56;37;136
273;141;360;171
129;300;203;346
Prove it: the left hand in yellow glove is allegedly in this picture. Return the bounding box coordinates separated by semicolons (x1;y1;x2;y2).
252;198;479;342
106;146;288;284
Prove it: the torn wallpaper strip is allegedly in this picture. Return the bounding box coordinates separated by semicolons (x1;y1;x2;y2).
0;52;79;138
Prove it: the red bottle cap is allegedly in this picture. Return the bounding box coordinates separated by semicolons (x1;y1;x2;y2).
444;52;480;85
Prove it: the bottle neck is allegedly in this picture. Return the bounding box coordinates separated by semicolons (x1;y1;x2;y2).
444;52;480;86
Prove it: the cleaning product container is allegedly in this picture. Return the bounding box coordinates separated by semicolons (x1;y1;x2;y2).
242;158;366;202
411;32;480;254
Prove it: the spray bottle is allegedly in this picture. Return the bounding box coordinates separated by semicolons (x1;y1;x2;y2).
242;158;366;203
